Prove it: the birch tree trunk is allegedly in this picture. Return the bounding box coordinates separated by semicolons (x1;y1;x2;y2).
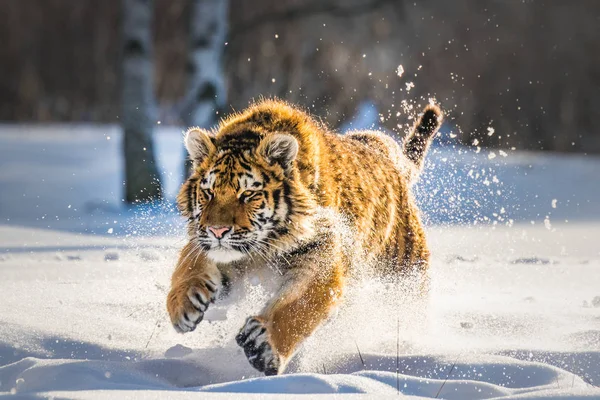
181;0;229;177
121;0;162;203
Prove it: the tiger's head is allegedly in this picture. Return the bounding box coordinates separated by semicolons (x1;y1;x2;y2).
178;126;315;264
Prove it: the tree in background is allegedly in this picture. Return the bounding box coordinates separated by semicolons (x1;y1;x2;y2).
121;0;162;203
1;1;599;154
181;0;228;177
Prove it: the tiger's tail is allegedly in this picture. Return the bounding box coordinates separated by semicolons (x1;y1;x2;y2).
402;104;443;178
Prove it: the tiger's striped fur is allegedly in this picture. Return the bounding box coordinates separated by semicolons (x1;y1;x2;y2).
167;99;442;375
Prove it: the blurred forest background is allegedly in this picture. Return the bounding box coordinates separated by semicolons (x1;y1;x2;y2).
1;1;599;181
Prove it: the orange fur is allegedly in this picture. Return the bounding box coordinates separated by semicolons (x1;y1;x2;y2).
167;99;443;374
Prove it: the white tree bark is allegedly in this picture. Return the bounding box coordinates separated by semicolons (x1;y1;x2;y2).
121;0;162;203
181;0;229;176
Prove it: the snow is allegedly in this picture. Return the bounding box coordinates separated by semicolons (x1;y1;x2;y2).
1;125;600;399
397;65;405;78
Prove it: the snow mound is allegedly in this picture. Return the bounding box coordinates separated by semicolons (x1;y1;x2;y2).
1;353;597;398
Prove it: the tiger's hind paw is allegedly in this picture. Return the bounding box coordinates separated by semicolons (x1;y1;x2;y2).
236;317;281;376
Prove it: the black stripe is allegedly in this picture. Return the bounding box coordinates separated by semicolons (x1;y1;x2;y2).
214;153;230;166
219;132;261;151
260;171;271;184
187;179;197;215
238;151;253;165
282;181;293;219
238;160;251;170
287;240;322;258
229;130;261;142
274;226;289;236
257;213;268;224
272;189;281;218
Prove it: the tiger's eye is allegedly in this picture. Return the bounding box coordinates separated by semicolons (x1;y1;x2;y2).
202;188;214;199
240;190;257;203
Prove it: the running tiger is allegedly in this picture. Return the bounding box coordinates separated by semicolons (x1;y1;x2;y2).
167;99;443;375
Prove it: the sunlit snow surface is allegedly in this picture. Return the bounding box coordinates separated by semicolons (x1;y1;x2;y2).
0;126;599;399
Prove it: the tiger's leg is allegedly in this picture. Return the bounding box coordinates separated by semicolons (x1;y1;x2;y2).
386;206;431;296
236;239;345;375
167;241;224;333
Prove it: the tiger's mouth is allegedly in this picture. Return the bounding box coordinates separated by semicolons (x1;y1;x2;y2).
198;229;273;264
199;236;252;264
205;245;247;264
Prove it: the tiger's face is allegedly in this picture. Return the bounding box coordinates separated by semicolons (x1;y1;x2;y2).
178;128;304;264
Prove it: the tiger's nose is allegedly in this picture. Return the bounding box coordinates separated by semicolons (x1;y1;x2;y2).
208;226;232;239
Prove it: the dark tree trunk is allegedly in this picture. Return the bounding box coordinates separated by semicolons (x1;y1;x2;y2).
121;0;162;203
181;0;228;178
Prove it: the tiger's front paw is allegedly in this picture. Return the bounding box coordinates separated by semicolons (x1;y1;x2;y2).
236;317;281;376
167;276;219;333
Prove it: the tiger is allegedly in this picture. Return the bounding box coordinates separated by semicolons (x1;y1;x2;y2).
166;99;442;376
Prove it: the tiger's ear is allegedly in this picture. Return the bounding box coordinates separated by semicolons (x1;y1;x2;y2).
258;133;298;171
184;127;216;164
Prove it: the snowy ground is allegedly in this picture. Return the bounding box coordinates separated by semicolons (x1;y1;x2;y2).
0;125;599;399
